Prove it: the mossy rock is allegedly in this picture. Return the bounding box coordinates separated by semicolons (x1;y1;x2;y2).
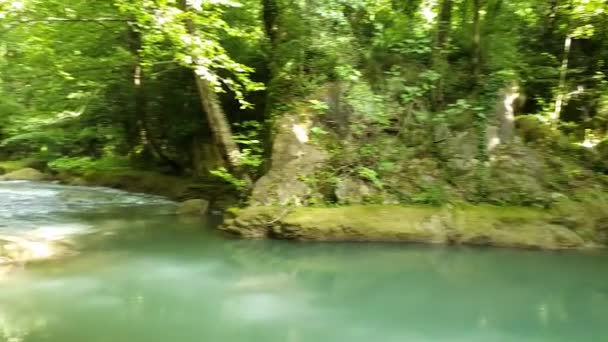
176;199;210;216
0;159;37;174
221;204;591;250
1;168;45;181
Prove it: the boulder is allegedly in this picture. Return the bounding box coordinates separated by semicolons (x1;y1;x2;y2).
1;168;45;181
335;177;379;204
485;144;549;205
176;199;209;216
221;205;590;249
250;113;328;206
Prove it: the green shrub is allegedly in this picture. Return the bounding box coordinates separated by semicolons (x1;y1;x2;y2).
411;184;449;206
1;130;68;155
515;115;556;143
48;156;131;174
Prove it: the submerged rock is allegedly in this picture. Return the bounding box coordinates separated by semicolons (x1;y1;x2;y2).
1;168;45;181
176;199;210;216
221;205;593;250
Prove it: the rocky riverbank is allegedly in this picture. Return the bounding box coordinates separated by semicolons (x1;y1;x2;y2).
222;205;608;250
2;164;606;251
0;163;237;210
219;94;608;250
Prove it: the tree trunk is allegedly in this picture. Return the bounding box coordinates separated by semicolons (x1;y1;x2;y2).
193;76;247;172
436;0;453;50
194;75;252;186
128;25;181;171
128;26;153;156
261;0;281;172
432;0;453;108
472;0;483;89
551;0;574;123
552;33;572;123
191;133;224;176
262;0;279;49
178;0;252;185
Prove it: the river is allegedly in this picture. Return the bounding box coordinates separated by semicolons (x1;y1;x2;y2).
0;181;607;341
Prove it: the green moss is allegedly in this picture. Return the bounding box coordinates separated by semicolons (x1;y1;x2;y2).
455;204;549;220
48;156;132;174
225;204;591;249
284;205;437;231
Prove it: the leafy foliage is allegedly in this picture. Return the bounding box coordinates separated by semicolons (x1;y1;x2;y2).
1;0;608;207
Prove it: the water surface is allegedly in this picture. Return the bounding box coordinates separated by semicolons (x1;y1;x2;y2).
1;181;607;342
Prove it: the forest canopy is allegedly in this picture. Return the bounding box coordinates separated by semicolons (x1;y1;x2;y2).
1;0;607;206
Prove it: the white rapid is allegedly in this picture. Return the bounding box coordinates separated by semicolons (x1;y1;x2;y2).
0;181;174;266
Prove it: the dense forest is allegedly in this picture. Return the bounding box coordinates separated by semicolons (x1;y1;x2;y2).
1;0;608;210
4;2;608;339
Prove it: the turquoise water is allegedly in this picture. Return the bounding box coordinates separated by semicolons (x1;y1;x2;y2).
1;181;607;342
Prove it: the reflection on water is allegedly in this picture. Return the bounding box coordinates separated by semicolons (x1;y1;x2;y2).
0;181;607;341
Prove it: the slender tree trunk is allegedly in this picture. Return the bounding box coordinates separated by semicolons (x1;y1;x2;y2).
432;0;453;108
128;26;153;156
261;0;280;171
551;0;574;123
262;0;279;50
460;0;469;31
470;0;489;198
472;0;483;89
261;0;280;108
552;34;572;122
129;25;180;171
436;0;453;51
